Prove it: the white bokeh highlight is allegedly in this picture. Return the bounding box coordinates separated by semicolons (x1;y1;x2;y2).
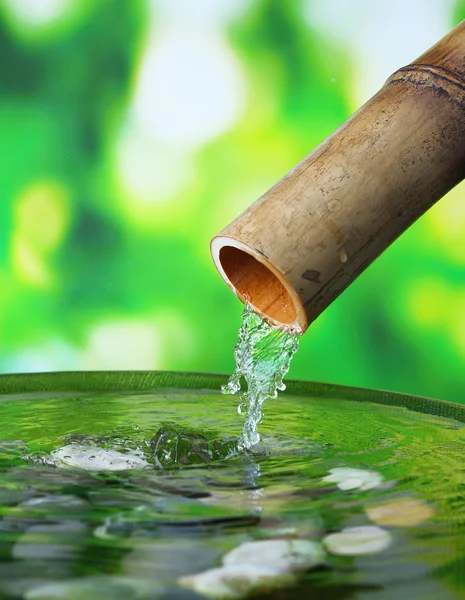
305;0;456;106
1;0;73;27
152;0;252;27
116;1;247;206
131;29;246;150
116;127;195;204
81;320;161;370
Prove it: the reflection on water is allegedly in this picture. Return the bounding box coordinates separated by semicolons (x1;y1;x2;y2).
0;387;464;598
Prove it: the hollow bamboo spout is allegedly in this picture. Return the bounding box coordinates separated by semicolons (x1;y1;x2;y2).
211;20;465;333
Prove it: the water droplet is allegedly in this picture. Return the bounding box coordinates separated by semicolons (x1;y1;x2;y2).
238;401;247;416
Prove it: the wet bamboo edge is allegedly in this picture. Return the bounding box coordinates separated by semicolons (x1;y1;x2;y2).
211;20;465;333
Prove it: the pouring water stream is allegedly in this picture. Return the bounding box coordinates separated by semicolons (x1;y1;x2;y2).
222;304;301;450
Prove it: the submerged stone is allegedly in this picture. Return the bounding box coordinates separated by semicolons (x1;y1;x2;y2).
180;564;294;600
94;499;260;540
49;444;149;471
0;488;31;506
223;539;325;572
0;561;72;598
87;488;158;507
13;521;87;561
365;497;435;527
18;494;90;514
122;539;221;582
322;467;383;491
180;538;325;599
25;576;164;600
323;526;392;556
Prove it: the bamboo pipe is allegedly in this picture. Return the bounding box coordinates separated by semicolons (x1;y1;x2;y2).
211;20;465;333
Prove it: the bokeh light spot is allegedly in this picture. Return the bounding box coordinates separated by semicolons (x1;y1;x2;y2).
304;0;455;107
11;233;52;286
3;340;78;373
131;29;246;150
425;183;465;264
115;126;194;206
14;180;71;253
11;180;70;286
0;0;77;29
82;320;161;371
154;0;251;26
405;279;450;329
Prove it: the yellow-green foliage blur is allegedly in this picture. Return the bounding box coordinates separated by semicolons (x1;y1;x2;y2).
1;0;465;403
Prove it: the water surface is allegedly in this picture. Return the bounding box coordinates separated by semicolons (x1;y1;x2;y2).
1;382;465;598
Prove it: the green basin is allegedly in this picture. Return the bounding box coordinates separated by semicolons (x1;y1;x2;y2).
0;371;464;600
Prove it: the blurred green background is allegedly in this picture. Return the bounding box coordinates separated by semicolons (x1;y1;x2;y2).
1;0;465;403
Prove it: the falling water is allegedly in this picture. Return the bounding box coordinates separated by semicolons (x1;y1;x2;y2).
222;304;301;450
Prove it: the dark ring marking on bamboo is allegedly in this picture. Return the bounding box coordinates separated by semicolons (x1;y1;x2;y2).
254;247;268;259
301;269;321;284
389;63;465;92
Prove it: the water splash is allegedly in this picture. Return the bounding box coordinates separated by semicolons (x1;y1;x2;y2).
222;304;301;450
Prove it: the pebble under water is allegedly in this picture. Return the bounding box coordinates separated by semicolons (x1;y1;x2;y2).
1;377;465;599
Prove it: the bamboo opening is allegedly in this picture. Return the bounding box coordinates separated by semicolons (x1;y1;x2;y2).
218;245;297;325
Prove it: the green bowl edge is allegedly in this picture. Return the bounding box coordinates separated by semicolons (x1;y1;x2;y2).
0;370;464;424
